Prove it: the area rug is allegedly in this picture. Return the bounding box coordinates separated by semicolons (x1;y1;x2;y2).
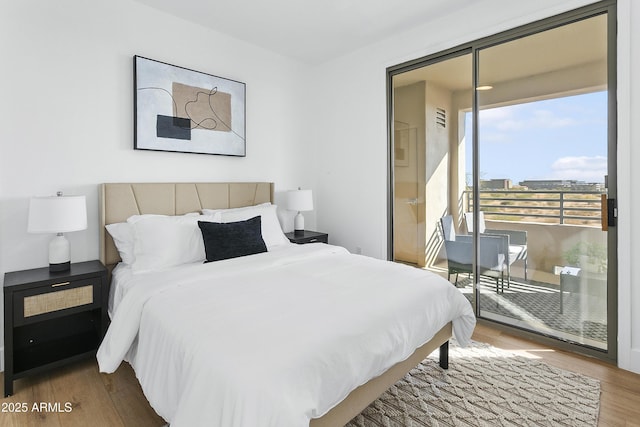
346;341;600;427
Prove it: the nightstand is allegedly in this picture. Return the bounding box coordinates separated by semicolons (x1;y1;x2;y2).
3;260;108;397
285;230;329;244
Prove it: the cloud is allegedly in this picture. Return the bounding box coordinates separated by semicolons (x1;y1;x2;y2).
548;155;607;182
478;108;513;123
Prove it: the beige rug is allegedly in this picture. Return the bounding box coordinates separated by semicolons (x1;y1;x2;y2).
346;341;600;427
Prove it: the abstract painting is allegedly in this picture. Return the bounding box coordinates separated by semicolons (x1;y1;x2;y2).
134;56;246;156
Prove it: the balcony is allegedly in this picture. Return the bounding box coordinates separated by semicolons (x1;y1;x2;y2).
430;189;608;349
456;189;607;279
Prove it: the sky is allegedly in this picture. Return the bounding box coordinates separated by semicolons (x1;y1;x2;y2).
465;91;608;185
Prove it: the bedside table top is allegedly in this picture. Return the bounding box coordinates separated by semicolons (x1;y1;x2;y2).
285;230;327;239
4;260;107;289
285;230;329;245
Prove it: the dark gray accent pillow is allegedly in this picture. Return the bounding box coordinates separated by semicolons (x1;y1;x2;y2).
198;216;267;262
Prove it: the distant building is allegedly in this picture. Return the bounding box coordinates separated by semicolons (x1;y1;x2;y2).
480;179;512;190
518;179;604;191
573;182;606;192
519;180;575;190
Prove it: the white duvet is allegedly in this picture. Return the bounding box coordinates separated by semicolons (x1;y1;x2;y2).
97;244;475;427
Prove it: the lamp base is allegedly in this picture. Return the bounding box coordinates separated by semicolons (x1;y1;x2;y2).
294;212;305;236
49;234;70;272
49;261;71;272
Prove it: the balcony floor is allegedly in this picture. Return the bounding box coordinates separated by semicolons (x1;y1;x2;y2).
428;265;607;350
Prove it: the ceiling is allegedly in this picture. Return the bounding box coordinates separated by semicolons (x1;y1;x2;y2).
133;0;478;64
392;13;607;91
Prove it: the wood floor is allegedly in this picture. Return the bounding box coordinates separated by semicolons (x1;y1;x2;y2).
472;323;640;427
2;323;640;426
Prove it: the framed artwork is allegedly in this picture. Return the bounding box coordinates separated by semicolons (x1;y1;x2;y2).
134;56;246;156
394;128;409;167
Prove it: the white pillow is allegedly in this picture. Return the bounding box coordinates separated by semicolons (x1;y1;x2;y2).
105;222;135;265
105;213;187;265
201;202;271;216
203;203;289;249
127;213;221;273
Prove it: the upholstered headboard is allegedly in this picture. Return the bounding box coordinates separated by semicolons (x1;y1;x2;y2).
99;182;274;267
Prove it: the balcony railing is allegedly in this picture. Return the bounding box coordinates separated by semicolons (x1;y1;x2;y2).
464;189;604;226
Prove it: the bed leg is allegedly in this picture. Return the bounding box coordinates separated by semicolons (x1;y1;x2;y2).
439;341;449;369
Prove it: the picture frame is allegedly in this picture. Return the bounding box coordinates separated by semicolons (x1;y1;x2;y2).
394;128;410;167
394;120;410;167
134;55;246;156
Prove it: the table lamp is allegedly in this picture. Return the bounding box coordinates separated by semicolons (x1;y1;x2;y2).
285;188;313;236
28;191;87;272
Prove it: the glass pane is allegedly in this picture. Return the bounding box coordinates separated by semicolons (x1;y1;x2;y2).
392;54;472;270
392;119;419;264
474;14;609;350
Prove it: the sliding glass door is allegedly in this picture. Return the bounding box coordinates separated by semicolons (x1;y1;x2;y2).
473;12;614;352
389;1;616;361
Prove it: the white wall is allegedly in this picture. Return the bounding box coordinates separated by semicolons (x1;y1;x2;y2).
308;0;640;373
0;0;313;368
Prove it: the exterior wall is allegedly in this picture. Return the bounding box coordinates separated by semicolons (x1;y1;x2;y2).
393;82;425;264
486;220;606;281
393;81;452;268
424;82;452;267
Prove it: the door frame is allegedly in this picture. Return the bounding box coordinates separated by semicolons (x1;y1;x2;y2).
386;0;617;363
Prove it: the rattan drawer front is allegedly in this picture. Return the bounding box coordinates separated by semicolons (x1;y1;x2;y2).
23;285;94;318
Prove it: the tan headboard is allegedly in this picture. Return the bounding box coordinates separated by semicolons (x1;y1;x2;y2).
100;182;274;267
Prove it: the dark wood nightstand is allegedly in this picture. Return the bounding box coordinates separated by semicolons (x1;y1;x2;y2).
285;230;329;244
3;260;108;397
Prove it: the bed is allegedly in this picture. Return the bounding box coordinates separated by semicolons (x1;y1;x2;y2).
96;182;475;427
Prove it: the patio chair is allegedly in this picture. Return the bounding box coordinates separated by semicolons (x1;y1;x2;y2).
464;211;528;283
440;215;508;293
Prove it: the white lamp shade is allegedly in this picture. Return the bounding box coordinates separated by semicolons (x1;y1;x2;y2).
285;189;313;212
28;195;87;234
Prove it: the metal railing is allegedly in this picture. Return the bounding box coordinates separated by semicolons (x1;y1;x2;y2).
464;189;603;226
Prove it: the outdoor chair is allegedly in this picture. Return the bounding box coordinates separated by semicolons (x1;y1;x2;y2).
440;215;509;293
464;211;528;283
